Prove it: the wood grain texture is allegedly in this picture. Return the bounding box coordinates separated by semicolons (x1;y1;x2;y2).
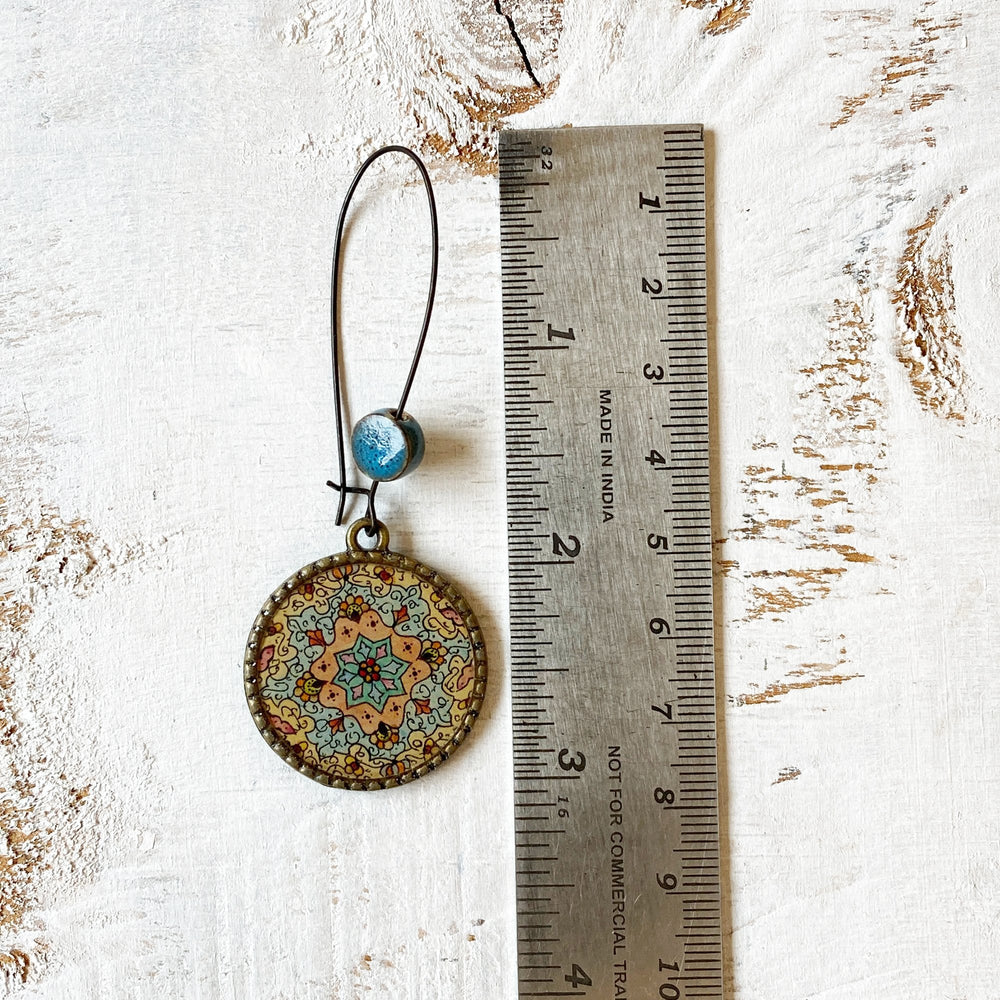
3;0;999;997
274;0;561;173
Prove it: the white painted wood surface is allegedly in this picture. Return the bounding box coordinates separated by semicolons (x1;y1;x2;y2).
3;1;999;997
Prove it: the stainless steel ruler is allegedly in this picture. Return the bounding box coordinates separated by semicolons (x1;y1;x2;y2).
499;125;721;999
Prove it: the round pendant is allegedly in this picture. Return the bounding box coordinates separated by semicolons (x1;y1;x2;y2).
244;522;487;789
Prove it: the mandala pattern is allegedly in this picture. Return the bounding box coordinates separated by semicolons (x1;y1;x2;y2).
246;550;486;788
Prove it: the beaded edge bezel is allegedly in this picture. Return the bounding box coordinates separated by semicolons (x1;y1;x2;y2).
244;547;488;791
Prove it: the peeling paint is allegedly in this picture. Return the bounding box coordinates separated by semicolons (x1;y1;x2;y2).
0;412;143;989
733;670;863;707
731;636;861;707
827;5;962;132
679;0;754;36
908;89;949;111
744;567;847;621
717;295;889;704
716;557;739;578
772;766;802;785
892;192;967;420
601;18;628;64
420;69;558;176
728;298;886;621
0;497;105;987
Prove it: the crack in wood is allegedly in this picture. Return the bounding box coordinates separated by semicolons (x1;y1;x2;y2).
493;0;542;87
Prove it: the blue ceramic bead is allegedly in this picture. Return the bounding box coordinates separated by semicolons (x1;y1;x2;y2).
351;409;425;482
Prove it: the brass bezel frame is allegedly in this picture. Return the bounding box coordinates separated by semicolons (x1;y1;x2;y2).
244;546;487;790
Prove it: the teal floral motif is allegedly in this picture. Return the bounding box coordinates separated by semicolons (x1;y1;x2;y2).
334;634;409;712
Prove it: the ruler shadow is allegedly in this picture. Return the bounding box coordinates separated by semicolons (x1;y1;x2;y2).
704;127;735;999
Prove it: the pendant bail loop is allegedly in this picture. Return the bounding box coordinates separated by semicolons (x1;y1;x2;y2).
345;517;390;553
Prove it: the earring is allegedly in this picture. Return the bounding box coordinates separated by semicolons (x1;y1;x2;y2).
244;146;487;790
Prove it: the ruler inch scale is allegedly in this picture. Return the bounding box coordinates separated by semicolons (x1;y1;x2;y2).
500;125;722;1000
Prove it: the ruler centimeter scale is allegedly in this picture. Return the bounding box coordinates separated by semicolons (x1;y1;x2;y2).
499;125;722;999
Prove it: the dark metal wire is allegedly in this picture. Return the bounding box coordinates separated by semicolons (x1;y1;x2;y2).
326;145;439;532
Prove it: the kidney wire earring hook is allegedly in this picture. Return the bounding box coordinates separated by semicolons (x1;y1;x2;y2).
244;146;487;791
327;144;438;536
